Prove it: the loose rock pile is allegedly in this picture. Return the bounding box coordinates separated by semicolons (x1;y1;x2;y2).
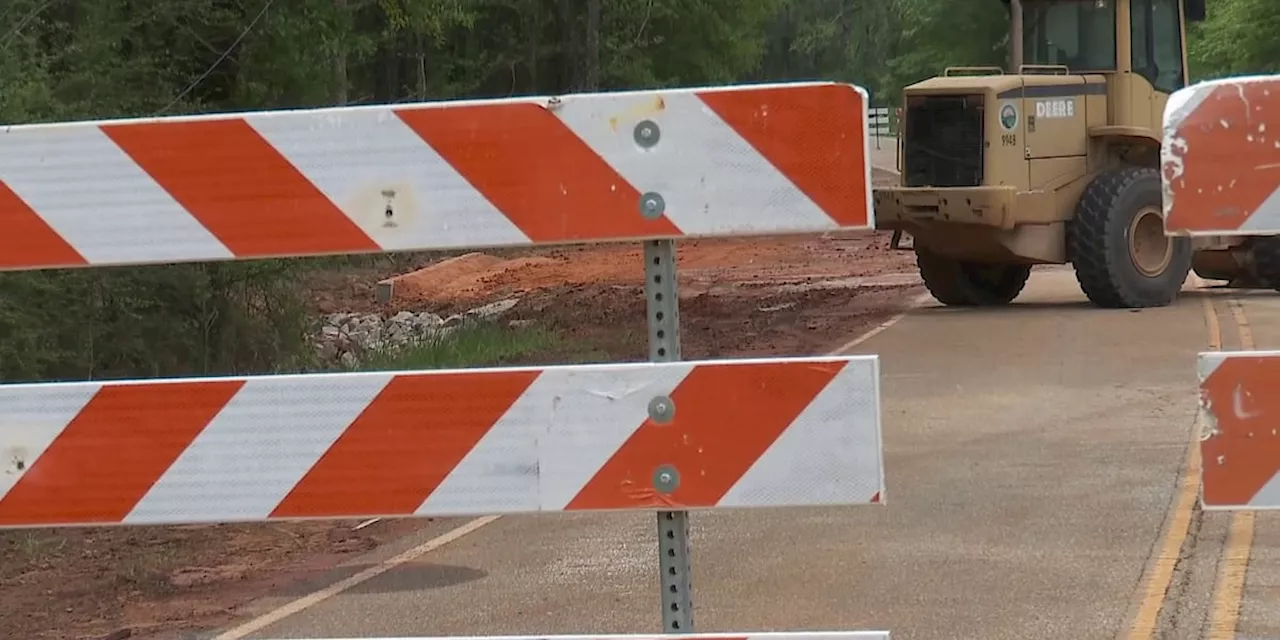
316;298;520;366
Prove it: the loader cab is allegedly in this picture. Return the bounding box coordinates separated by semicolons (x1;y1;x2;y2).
1004;0;1206;130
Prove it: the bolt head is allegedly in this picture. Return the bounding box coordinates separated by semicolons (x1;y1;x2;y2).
634;119;661;148
639;192;666;219
648;395;675;423
652;464;680;493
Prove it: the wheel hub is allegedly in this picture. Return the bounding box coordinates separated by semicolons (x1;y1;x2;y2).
1128;205;1174;277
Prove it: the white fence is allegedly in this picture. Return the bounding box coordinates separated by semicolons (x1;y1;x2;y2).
868;106;892;137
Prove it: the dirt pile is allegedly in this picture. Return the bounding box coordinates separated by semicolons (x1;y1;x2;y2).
380;231;915;312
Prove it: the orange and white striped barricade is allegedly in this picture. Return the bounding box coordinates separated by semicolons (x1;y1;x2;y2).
0;81;872;269
0;81;889;638
1162;74;1280;509
1161;74;1280;237
1194;351;1280;509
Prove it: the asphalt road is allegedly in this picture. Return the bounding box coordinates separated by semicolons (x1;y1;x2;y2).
1229;289;1280;640
199;267;1270;640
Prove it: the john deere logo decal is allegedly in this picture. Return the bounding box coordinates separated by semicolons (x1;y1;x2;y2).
1000;102;1018;131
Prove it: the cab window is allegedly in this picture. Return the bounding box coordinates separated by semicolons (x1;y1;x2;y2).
1131;0;1186;92
1022;0;1118;71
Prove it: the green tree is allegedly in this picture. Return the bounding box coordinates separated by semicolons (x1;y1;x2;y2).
1188;0;1280;80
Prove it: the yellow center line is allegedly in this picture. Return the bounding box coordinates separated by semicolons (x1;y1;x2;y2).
1126;442;1203;639
1125;281;1216;640
1207;298;1257;640
1228;297;1254;350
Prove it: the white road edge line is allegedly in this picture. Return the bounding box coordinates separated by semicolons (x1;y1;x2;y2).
213;515;501;640
212;285;929;638
833;292;931;354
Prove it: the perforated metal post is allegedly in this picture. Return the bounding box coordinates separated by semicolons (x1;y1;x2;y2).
644;237;693;633
633;114;693;633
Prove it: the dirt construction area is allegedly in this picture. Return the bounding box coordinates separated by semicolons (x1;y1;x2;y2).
0;167;931;639
377;232;920;361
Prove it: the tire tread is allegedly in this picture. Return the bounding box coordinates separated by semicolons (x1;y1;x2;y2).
1068;166;1190;308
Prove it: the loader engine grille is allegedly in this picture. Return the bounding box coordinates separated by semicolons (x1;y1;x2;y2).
902;95;984;188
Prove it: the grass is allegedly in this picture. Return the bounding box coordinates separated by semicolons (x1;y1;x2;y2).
8;531;67;563
349;320;559;371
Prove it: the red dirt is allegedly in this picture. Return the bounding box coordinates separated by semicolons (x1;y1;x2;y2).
2;168;921;640
381;231;923;364
504;278;921;364
383;232;913;312
0;518;427;640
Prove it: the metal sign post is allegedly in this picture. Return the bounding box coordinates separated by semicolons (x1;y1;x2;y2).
645;237;694;632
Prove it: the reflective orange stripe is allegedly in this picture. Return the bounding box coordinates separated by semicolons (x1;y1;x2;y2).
103;119;379;257
699;84;871;228
567;360;845;509
0;180;85;269
397;102;683;243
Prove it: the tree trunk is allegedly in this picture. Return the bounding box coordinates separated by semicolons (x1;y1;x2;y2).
525;1;541;92
584;0;600;90
332;0;349;104
558;0;578;91
416;32;428;100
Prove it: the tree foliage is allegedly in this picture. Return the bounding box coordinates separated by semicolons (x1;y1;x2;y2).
0;0;1270;382
1189;0;1280;80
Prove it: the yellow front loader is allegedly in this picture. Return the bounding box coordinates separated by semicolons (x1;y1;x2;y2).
873;0;1267;308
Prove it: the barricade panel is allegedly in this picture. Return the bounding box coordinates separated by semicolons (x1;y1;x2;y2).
0;81;873;271
1197;350;1280;509
1161;74;1280;236
0;356;883;528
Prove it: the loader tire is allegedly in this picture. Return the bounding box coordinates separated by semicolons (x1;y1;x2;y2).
1068;166;1191;308
916;248;1031;306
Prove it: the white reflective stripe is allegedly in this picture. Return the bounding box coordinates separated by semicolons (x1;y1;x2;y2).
720;356;882;507
1249;473;1280;508
126;373;394;524
532;363;693;510
0;126;233;265
246;109;531;251
418;363;696;514
0;383;100;501
557;91;837;235
1237;184;1280;234
1198;351;1229;383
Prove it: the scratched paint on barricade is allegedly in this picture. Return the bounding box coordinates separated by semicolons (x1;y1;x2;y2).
1198;350;1280;509
1161;74;1280;235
